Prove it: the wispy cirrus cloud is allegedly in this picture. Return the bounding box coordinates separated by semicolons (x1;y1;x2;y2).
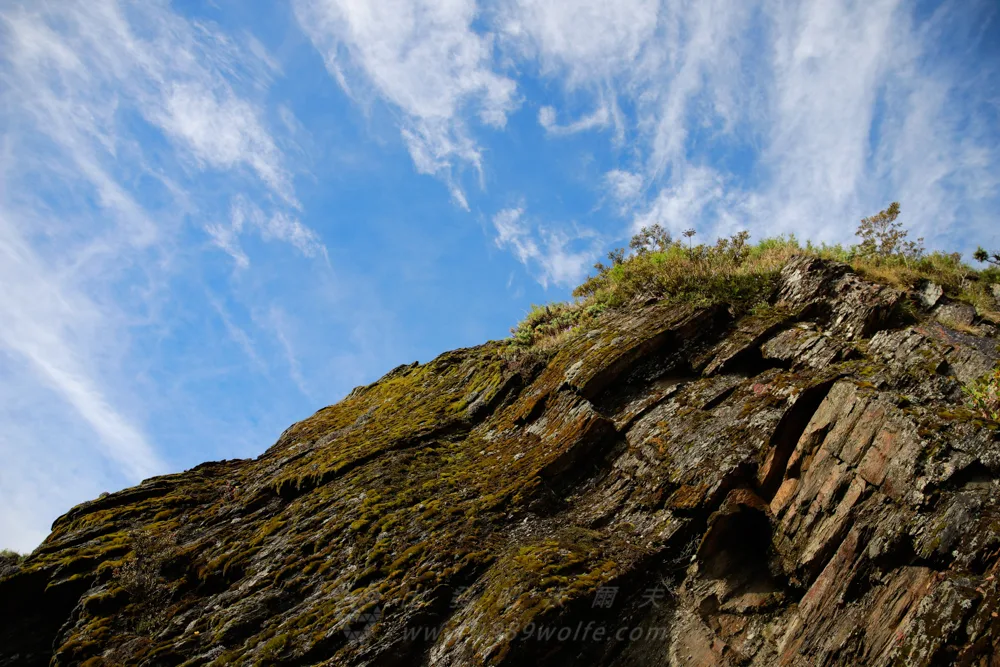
293;0;999;285
154;82;298;207
0;205;162;481
497;0;1000;250
492;206;601;288
538;102;615;137
293;0;518;209
0;0;325;550
604;169;644;209
207;196;327;268
3;0;997;555
495;0;659;84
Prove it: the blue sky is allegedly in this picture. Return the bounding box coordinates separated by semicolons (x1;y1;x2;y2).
1;0;998;551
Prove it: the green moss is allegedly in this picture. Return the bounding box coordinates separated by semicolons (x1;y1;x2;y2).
260;634;289;660
33;242;999;664
510;223;999;353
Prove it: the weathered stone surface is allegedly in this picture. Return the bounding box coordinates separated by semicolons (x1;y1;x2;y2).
760;323;856;370
775;255;901;339
869;323;999;386
917;281;944;309
935;301;977;327
2;256;999;667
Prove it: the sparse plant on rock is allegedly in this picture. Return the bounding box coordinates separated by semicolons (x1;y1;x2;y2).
507;200;1000;351
510;302;584;348
112;524;177;629
592;247;626;274
964;366;1000;421
500;344;551;377
0;549;24;579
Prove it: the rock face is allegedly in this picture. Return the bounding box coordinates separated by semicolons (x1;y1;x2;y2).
3;256;1000;667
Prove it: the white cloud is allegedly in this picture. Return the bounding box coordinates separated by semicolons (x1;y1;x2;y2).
493;206;537;264
155;82;296;206
259;212;328;259
0;209;163;481
208;295;266;372
501;0;998;251
633;166;724;231
205;219;251;269
537;103;610;136
0;0;320;549
245;32;283;77
756;0;900;236
631;164;758;243
4;1;298;206
636;1;754;178
262;306;311;398
210;196;327;267
294;0;518;207
292;0;998;276
492;206;600;288
605;169;644;204
497;0;659;83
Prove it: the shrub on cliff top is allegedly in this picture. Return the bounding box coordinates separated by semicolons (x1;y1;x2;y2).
574;232;800;312
508;232;800;349
510;202;999;349
855;201;924;262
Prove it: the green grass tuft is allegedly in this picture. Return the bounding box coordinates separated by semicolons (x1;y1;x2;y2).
508;209;1000;350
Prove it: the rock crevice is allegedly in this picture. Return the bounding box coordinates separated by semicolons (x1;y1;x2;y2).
3;257;1000;667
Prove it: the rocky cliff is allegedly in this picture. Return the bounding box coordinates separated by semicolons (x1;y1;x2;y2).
3;256;1000;666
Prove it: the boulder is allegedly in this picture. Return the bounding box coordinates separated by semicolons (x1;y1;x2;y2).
917;280;943;308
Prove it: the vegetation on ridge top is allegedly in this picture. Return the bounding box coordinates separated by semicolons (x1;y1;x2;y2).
510;202;1000;350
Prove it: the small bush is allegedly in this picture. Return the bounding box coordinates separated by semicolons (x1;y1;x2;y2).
629;223;672;256
0;549;25;578
510;302;588;348
964;366;1000;421
507;201;999;349
856;202;924;262
499;344;553;377
112;525;177;627
847;250;999;321
973;247;1000;267
573;232;800;313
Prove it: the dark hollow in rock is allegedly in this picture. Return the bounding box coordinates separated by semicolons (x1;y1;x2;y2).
3;256;1000;667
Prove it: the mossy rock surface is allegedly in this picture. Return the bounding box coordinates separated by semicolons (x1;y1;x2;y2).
3;256;1000;666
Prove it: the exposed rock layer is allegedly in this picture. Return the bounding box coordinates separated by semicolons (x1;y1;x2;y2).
3;257;1000;666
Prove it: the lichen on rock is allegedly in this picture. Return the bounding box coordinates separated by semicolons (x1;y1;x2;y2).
3;256;1000;667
